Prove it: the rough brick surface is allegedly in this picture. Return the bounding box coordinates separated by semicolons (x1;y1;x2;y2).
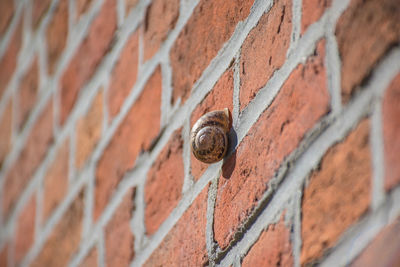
351;216;400;267
383;73;400;191
105;188;135;267
76;90;103;170
0;0;14;35
0;19;22;98
46;0;68;74
95;67;161;220
242;215;293;267
3;101;53;218
32;0;51;27
214;40;330;249
108;30;139;118
240;0;292;110
32;191;84;267
190;67;234;181
60;0;116;125
301;0;332;33
76;0;94;18
301;119;372;265
170;0;254;104
43;139;69;221
144;186;209;267
17;57;39;130
336;0;400;103
15;195;36;263
145;128;184;235
143;0;179;61
78;248;98;267
0;101;12;166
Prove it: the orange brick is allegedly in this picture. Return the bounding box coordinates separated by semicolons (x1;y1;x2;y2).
0;100;12;166
78;248;98;267
301;0;332;33
32;0;51;27
0;0;14;35
76;0;94;18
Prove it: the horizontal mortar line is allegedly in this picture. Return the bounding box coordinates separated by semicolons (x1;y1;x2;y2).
217;47;400;267
320;186;400;267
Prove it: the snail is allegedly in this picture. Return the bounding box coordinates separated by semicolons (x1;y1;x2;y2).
190;108;231;163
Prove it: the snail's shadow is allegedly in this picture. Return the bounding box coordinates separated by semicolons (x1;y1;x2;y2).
222;127;238;179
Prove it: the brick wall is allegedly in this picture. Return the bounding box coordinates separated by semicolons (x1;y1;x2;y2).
0;0;399;266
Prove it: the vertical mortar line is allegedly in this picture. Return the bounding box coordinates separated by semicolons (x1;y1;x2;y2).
22;0;32;53
69;127;77;184
232;52;240;126
289;0;302;54
131;175;147;253
102;82;110;134
232;256;242;267
160;58;173;128
83;167;95;239
35;174;44;244
38;32;49;94
68;0;75;37
53;83;61;136
370;99;385;210
98;230;106;267
117;0;125;27
292;188;303;267
206;173;219;265
182;118;194;193
325;25;342;114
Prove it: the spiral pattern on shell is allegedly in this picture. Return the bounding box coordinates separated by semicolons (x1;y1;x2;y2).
190;108;231;163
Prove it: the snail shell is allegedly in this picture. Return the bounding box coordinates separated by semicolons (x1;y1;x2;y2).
190;108;231;163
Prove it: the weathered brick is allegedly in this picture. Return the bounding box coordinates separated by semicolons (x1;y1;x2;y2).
108;30;139;118
105;188;135;267
17;57;39;130
76;0;94;18
143;0;179;61
0;19;22;98
145;128;184;235
240;0;292;110
383;73;400;191
3;100;53;218
170;0;254;105
0;0;14;36
46;0;68;74
144;186;209;266
351;216;400;267
78;248;98;267
43;139;69;221
14;195;36;263
242;215;293;267
301;119;372;265
0;101;12;166
76;90;103;169
190;67;234;181
301;0;332;33
60;0;116;125
32;191;84;267
33;0;51;27
214;40;330;249
336;0;400;103
95;67;161;220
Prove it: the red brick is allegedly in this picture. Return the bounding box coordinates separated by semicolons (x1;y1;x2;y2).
32;191;84;267
170;0;254;105
43;139;69;221
144;185;209;267
125;0;139;15
301;119;372;265
76;0;94;18
383;73;400;191
351;216;400;267
214;40;330;249
0;0;14;36
0;101;12;166
145;128;184;235
240;0;292;110
76;90;103;169
3;100;53;219
336;0;400;103
0;244;8;267
17;57;39;130
108;30;139;118
105;188;135;267
32;0;51;27
190;67;234;181
301;0;332;33
46;0;68;74
60;0;116;125
95;66;161;220
242;215;293;267
78;248;98;267
143;0;179;61
0;19;23;98
14;195;36;263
